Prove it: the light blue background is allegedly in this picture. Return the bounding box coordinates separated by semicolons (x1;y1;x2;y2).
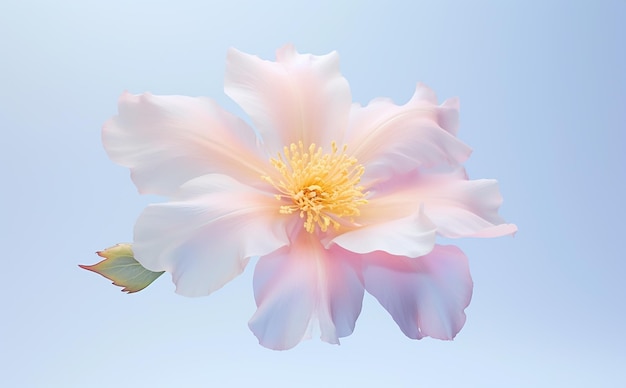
1;1;624;386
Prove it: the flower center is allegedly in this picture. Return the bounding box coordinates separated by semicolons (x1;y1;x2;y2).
263;141;368;233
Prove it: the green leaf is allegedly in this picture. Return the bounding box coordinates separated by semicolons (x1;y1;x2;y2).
79;243;164;293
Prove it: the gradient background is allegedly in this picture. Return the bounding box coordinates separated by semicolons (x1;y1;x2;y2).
2;1;625;386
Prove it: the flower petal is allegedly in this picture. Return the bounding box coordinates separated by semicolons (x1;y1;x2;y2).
346;83;471;184
103;92;267;196
363;245;472;340
327;206;437;258
419;178;518;238
356;169;516;240
249;234;363;350
225;45;352;152
132;174;290;297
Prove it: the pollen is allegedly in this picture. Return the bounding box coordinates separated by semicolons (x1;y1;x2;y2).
263;141;368;233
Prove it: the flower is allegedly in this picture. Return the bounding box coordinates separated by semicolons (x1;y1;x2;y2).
102;45;517;350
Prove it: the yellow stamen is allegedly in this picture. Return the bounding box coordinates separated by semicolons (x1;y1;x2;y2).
263;141;368;233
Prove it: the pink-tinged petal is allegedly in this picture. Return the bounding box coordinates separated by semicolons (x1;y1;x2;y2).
103;93;267;196
249;234;363;350
225;45;352;152
356;169;516;240
363;245;472;340
323;249;364;339
409;83;461;136
346;83;471;184
439;97;461;136
132;174;290;297
365;167;468;197
419;178;518;238
411;82;439;104
327;206;437;258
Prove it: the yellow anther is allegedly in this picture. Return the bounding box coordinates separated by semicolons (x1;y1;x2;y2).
263;141;368;233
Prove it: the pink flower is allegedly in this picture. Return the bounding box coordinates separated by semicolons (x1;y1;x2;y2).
103;45;517;350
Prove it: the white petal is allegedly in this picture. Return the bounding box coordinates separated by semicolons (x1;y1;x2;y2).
363;245;473;340
355;169;516;240
132;174;290;297
225;45;352;152
346;83;471;185
249;234;363;350
103;93;267;196
419;178;518;238
327;206;437;258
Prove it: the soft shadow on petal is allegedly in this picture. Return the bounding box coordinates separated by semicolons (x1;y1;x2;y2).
346;83;471;185
103;93;267;196
419;178;518;238
355;170;516;240
363;245;473;340
409;83;461;136
327;206;437;258
132;174;290;297
225;45;352;152
365;167;468;197
249;234;363;350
